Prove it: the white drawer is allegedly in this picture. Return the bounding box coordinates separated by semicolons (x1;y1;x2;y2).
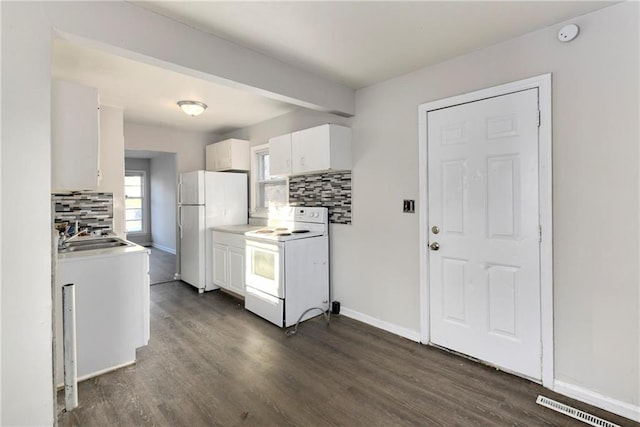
245;286;283;327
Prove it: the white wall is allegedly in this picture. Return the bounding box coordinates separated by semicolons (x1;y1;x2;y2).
338;1;638;412
124;157;152;244
98;105;125;237
150;154;177;253
124;122;213;173
1;3;55;425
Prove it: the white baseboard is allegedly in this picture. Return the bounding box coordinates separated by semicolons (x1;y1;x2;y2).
553;380;640;422
56;360;136;389
151;243;176;255
339;307;421;343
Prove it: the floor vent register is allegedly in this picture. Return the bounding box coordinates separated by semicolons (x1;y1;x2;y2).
536;395;619;427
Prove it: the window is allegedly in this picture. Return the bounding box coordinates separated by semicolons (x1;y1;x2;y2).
125;172;146;233
251;144;287;214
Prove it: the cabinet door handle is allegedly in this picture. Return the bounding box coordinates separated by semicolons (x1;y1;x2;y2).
301;156;305;166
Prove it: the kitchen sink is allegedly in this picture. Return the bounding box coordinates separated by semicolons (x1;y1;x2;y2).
59;237;134;253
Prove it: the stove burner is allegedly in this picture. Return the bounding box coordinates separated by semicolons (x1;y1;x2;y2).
275;227;289;231
255;229;274;234
277;232;291;236
291;230;310;234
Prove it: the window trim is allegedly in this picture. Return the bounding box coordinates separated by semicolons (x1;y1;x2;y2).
124;170;147;235
250;143;288;217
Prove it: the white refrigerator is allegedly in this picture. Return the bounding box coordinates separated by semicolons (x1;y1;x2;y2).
178;170;247;292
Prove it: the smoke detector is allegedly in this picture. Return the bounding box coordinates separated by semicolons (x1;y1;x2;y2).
558;24;580;42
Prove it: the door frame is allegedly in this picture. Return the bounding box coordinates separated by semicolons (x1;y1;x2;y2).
417;74;553;387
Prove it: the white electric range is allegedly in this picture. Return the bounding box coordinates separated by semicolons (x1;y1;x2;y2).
244;206;329;327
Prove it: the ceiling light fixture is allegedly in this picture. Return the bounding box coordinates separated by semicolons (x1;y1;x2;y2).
177;100;207;117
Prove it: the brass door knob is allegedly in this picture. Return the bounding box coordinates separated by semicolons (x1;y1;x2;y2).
430;242;440;251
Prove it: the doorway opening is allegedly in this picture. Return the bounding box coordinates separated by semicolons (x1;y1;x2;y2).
125;150;178;285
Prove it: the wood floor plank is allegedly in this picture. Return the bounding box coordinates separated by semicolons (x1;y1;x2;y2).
58;281;637;426
148;247;177;285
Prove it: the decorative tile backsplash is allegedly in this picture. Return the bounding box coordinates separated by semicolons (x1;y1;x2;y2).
289;171;352;224
52;192;113;233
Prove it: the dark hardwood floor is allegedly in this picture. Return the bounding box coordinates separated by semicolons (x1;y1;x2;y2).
148;247;177;285
58;282;636;426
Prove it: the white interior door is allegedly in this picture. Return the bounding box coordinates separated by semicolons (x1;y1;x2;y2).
427;88;541;380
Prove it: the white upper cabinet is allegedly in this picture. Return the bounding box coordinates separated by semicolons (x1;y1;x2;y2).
268;133;293;176
52;80;100;192
206;138;250;171
269;124;351;176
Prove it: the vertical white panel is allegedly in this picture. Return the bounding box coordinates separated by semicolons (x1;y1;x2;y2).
443;258;467;323
488;265;518;337
442;160;465;233
487;157;519;238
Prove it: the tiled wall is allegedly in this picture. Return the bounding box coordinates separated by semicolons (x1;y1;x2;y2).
52;192;113;233
289;171;351;224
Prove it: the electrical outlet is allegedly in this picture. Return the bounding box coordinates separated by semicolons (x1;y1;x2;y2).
403;199;415;213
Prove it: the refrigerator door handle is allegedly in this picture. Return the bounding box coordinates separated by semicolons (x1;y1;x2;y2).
177;177;183;205
178;205;183;239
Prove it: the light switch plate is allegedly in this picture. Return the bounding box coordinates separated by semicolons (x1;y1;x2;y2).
403;199;415;213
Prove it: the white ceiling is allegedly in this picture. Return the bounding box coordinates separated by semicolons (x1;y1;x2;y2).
52;39;297;134
132;1;617;89
53;1;617;134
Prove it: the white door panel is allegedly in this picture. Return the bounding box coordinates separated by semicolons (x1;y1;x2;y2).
428;89;541;379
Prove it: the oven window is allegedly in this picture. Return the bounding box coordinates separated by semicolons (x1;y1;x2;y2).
252;250;275;280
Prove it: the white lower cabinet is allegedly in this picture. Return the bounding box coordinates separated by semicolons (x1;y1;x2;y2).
228;246;246;296
54;248;150;386
212;231;246;296
213;243;228;287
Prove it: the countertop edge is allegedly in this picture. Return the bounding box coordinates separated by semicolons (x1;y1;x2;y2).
58;242;149;262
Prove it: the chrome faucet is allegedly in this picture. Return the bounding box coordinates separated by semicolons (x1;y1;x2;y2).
58;224;88;249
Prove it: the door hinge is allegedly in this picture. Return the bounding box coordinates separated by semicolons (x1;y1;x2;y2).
539;224;542;242
537;110;541;127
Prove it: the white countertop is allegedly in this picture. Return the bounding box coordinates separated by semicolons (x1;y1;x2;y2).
211;224;264;235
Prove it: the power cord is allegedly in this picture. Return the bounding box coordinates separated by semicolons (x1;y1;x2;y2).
285;307;331;337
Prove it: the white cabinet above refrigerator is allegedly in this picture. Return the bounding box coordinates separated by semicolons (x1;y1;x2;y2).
206;139;250;171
